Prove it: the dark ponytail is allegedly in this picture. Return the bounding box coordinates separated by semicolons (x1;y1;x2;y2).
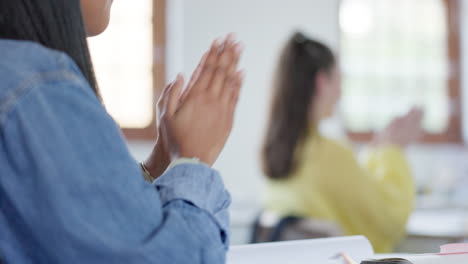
262;32;336;180
0;0;100;96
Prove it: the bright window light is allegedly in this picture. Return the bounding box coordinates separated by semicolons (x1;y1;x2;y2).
88;1;154;129
340;0;374;37
340;0;449;134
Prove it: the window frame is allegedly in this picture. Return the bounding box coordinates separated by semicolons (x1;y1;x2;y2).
120;0;166;140
344;0;462;143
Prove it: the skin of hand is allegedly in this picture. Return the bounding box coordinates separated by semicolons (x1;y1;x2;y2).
372;107;424;148
144;34;244;177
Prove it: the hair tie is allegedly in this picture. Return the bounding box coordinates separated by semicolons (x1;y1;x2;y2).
294;32;307;44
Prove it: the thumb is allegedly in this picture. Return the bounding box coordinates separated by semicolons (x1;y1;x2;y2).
158;81;175;117
167;74;185;116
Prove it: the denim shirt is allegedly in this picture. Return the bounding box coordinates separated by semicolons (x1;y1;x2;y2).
0;39;231;263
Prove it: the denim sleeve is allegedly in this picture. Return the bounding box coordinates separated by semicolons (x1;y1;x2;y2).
0;68;231;264
155;164;231;245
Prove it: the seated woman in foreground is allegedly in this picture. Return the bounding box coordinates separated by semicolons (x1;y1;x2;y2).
0;0;244;262
262;32;423;253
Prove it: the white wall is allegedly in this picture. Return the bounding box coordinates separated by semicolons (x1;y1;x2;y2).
167;0;340;206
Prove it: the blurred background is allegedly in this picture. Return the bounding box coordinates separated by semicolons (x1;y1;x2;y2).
87;0;468;253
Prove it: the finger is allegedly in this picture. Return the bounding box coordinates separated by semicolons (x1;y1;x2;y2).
167;74;185;116
403;109;416;121
387;116;403;130
158;81;175;114
208;34;238;96
191;38;224;92
223;42;243;86
160;80;174;100
228;70;245;110
221;68;243;105
402;107;423;123
409;108;424;122
408;106;423;115
180;53;208;103
402;109;423;128
221;76;236;106
187;52;208;89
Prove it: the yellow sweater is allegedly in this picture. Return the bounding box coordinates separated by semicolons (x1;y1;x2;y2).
264;133;415;253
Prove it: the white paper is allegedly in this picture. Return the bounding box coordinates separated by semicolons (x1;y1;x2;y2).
227;236;374;264
405;254;468;264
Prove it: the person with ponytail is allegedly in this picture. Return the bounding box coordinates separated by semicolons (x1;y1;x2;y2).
262;32;422;253
0;0;244;263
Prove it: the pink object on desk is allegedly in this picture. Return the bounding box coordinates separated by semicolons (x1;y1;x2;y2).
440;243;468;254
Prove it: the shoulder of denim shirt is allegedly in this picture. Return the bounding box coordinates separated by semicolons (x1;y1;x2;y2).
0;39;91;125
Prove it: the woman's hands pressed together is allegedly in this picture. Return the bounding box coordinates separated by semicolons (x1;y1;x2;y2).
145;34;244;177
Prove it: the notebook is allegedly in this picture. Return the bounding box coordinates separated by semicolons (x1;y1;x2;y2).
363;243;468;264
227;236;468;264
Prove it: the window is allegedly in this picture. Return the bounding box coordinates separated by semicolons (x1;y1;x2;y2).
88;0;166;140
340;0;461;142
